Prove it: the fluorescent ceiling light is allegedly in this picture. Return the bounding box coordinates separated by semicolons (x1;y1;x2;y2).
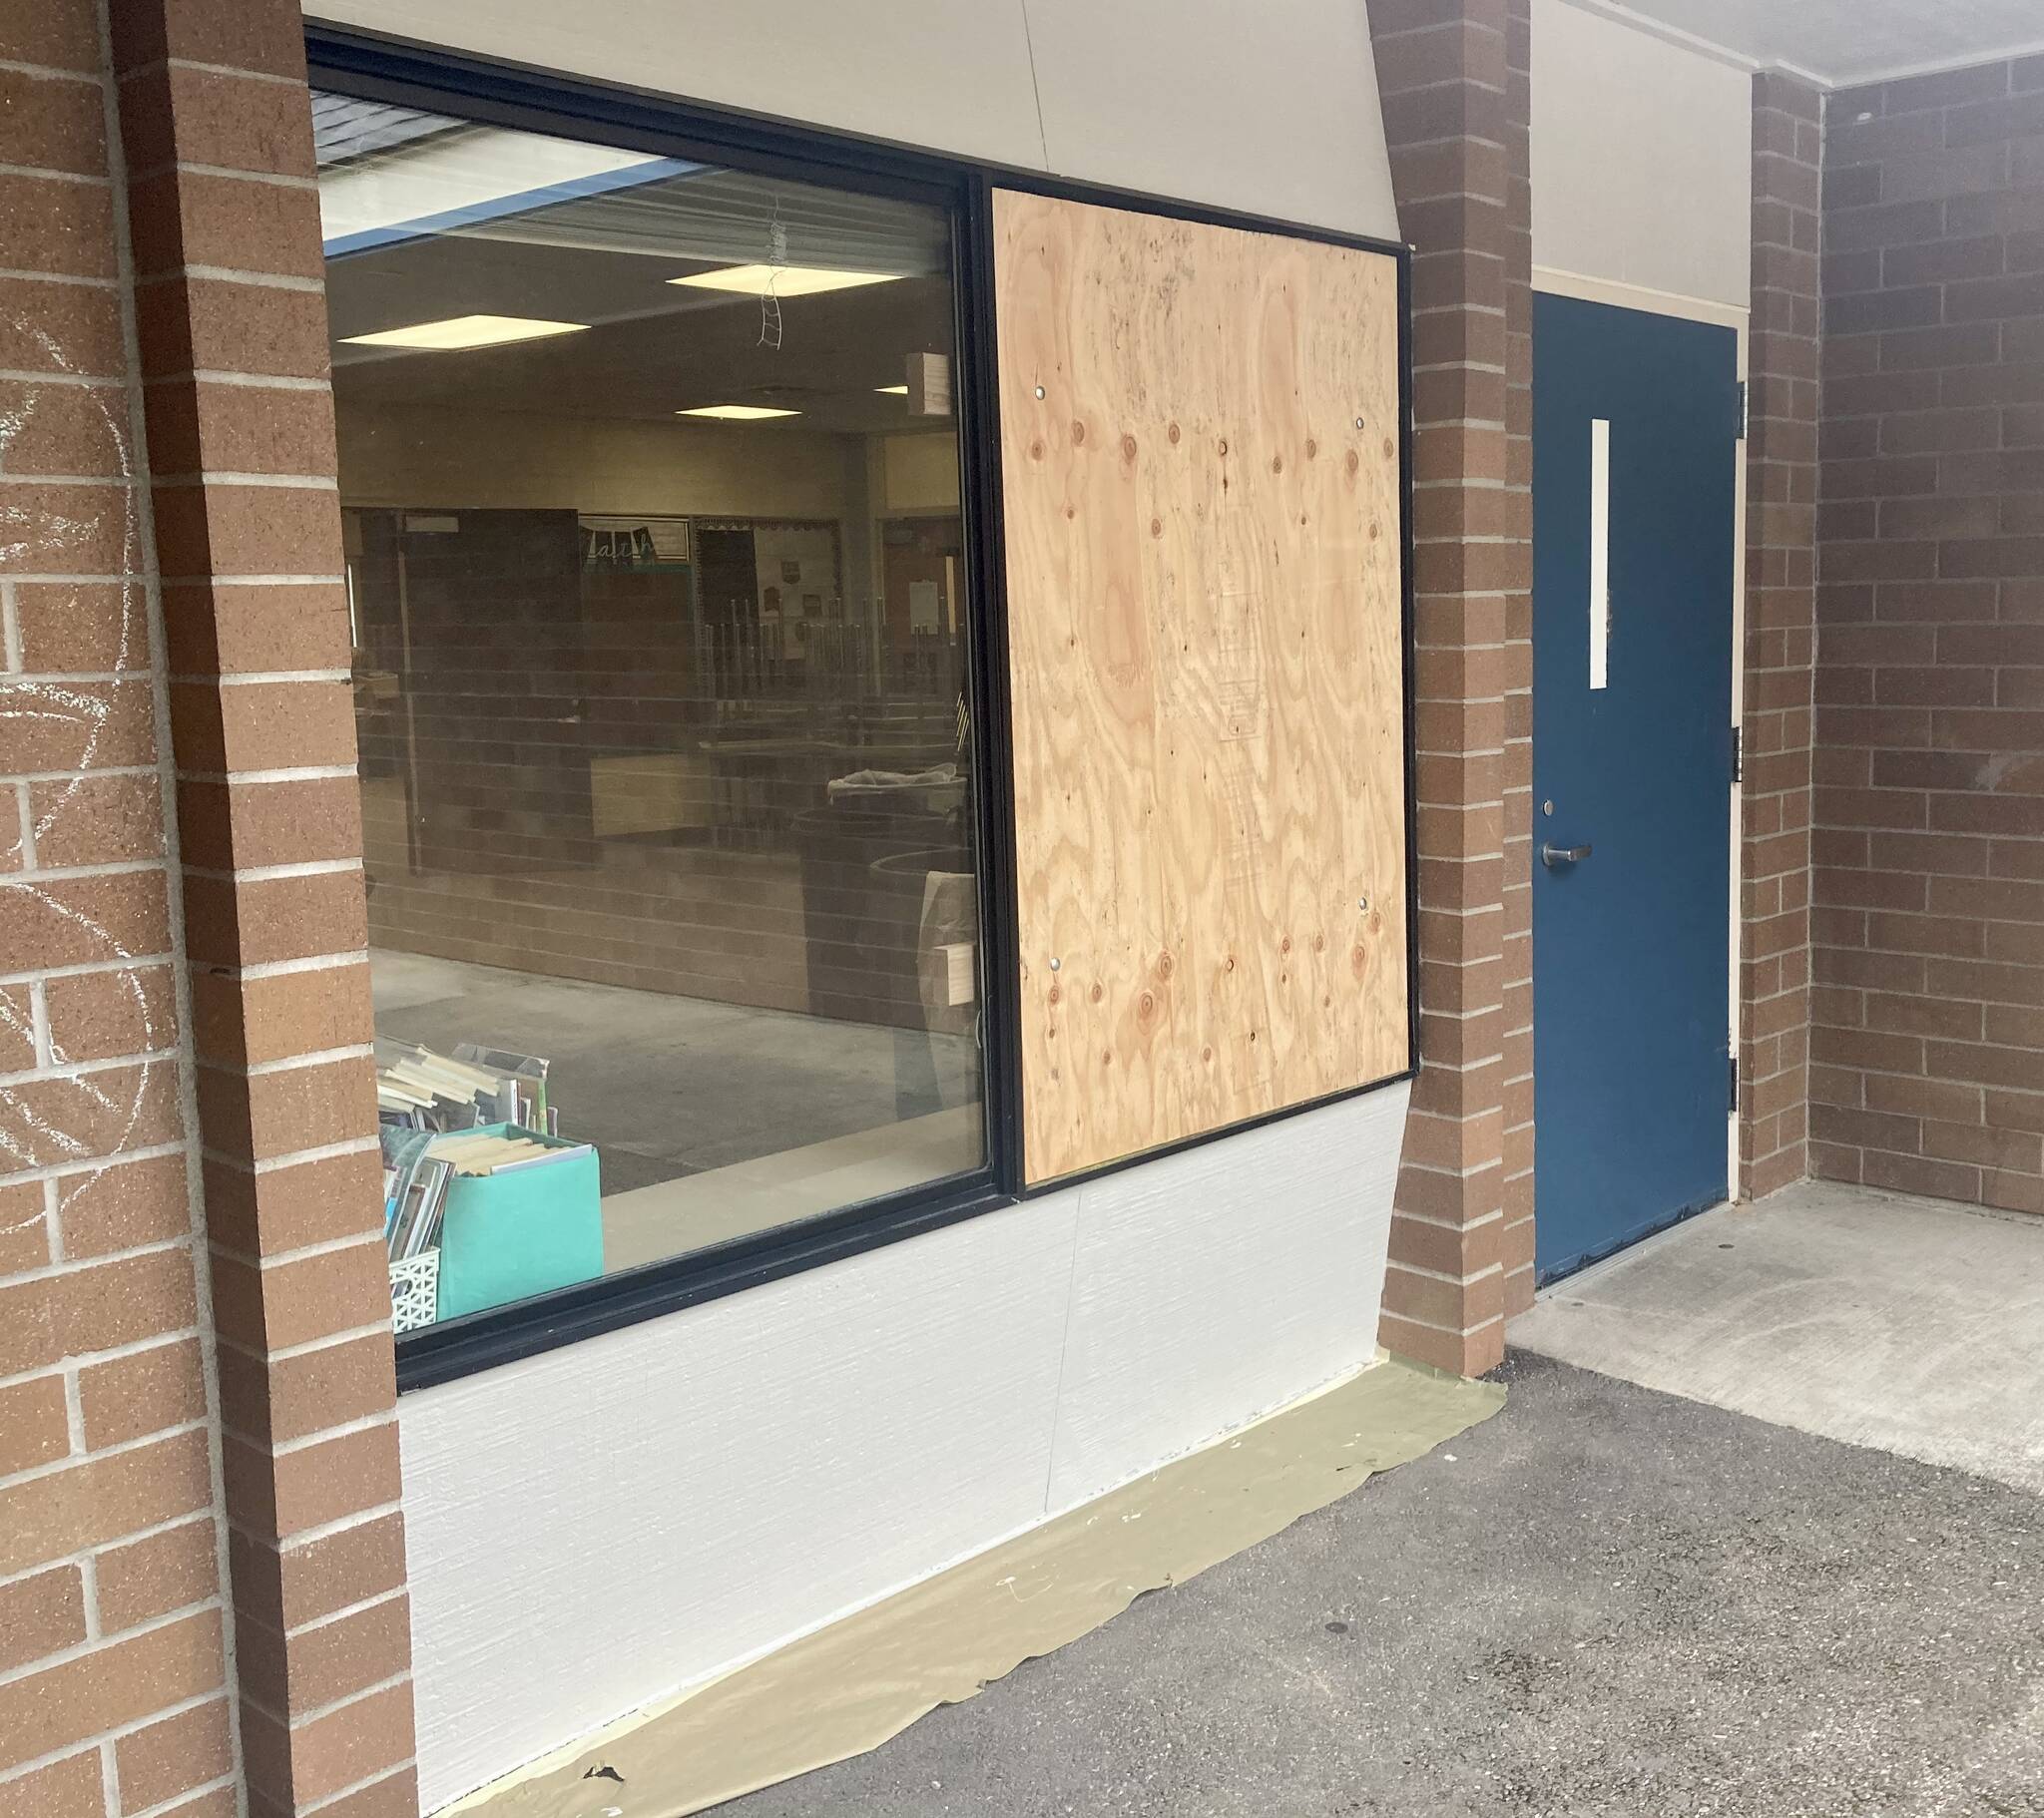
676;404;801;420
339;313;589;351
874;384;909;395
670;264;904;298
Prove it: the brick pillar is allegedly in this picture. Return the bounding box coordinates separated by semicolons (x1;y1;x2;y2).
1497;0;1536;1313
1741;71;1822;1200
0;4;236;1812
110;2;416;1812
1368;0;1533;1374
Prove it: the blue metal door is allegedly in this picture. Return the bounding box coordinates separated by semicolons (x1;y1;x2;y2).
1532;293;1738;1278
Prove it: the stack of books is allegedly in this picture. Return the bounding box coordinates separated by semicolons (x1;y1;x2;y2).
426;1132;594;1178
377;1041;579;1267
380;1124;596;1265
383;1142;452;1262
375;1040;557;1136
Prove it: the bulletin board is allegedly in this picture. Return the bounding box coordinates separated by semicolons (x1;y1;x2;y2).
992;189;1410;1185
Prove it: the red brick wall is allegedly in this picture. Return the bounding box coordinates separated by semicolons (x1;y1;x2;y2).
0;2;237;1811
1812;54;2044;1215
113;0;417;1810
1367;0;1534;1373
1741;72;1823;1199
1;3;418;1814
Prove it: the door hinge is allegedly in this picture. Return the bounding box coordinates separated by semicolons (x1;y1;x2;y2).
1729;1055;1740;1113
1736;378;1749;440
1731;724;1743;782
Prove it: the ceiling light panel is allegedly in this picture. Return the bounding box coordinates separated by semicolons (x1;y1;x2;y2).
676;404;802;420
669;264;904;298
339;313;590;351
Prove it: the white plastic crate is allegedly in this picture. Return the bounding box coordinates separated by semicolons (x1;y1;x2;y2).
388;1249;441;1334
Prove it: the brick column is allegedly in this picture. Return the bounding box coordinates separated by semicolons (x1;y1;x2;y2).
1368;0;1533;1374
1740;71;1822;1201
1497;0;1536;1313
111;2;416;1813
0;4;235;1812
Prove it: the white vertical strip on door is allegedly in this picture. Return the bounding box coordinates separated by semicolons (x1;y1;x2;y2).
1589;415;1610;690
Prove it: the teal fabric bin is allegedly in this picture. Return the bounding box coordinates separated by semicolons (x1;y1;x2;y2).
434;1125;604;1321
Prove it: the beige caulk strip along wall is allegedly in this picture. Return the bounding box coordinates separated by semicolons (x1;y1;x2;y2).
440;1354;1503;1818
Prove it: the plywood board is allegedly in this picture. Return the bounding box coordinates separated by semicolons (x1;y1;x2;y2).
993;189;1408;1184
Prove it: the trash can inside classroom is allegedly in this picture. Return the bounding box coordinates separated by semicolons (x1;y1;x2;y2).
793;793;961;1027
866;846;969;1029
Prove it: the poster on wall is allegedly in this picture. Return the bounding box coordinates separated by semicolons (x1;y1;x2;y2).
752;523;840;658
580;515;692;570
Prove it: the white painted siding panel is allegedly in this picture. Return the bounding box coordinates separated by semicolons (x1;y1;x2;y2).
1045;1086;1407;1513
401;1084;1409;1810
400;1195;1077;1812
1530;0;1752;308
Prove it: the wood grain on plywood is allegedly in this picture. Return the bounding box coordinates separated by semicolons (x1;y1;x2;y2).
993;190;1407;1184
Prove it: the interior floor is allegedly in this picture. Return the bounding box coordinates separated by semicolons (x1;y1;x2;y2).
1508;1179;2044;1497
370;949;981;1262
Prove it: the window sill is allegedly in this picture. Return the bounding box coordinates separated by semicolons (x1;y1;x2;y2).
394;1169;1013;1392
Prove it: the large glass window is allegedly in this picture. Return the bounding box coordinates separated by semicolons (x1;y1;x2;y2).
318;92;985;1331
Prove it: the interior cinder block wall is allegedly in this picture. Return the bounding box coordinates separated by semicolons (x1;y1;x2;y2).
1811;53;2044;1216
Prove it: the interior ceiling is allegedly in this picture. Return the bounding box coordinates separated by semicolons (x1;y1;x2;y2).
327;235;957;437
322;137;957;439
1568;0;2044;85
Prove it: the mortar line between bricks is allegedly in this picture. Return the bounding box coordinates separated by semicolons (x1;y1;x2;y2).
228;1498;401;1555
280;1584;407;1640
0;1590;223;1691
127;1771;239;1818
0;1686;231;1788
0;1510;215;1596
0;1407;208;1474
297;1758;420;1816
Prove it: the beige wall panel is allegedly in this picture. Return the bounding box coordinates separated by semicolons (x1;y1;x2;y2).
303;1;1399;242
1530;0;1753;308
993;191;1408;1185
307;0;1048;171
1021;0;1398;237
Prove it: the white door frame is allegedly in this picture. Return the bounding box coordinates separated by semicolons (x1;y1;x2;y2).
1529;265;1749;1200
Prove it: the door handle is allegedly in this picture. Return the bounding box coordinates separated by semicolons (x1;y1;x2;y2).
1541;841;1592;868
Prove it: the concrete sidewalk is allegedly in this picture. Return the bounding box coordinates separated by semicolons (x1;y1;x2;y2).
715;1351;2043;1817
1509;1181;2044;1496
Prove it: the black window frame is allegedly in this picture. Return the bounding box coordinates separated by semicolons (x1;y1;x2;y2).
307;22;1417;1394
